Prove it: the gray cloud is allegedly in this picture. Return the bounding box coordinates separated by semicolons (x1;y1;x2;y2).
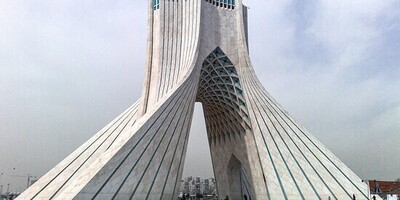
249;0;400;180
0;0;399;192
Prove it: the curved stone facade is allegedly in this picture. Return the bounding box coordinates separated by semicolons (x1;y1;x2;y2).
17;0;369;199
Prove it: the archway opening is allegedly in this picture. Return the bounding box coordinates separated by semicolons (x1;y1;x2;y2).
181;103;216;196
227;154;242;199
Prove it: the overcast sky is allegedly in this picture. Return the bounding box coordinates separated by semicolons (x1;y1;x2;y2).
0;0;399;192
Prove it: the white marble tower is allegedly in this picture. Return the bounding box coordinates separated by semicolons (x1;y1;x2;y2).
17;0;369;199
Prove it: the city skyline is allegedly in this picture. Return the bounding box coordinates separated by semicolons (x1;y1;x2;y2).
1;0;399;194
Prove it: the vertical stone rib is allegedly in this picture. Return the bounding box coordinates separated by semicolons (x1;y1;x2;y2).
169;1;178;91
172;1;182;86
158;0;169;100
138;0;155;116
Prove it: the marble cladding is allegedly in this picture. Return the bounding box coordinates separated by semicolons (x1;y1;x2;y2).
17;0;369;199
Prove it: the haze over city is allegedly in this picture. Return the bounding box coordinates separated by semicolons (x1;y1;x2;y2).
1;0;399;192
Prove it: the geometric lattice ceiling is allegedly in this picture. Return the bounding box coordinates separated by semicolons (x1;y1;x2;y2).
197;47;251;145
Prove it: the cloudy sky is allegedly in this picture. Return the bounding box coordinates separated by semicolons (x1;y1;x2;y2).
1;0;399;192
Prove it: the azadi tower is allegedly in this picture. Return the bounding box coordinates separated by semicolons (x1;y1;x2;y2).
18;0;370;199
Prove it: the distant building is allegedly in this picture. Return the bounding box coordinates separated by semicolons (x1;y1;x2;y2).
180;177;217;196
192;177;201;195
369;180;400;199
203;179;210;195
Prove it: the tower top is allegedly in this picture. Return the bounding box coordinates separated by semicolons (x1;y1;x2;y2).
153;0;236;10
